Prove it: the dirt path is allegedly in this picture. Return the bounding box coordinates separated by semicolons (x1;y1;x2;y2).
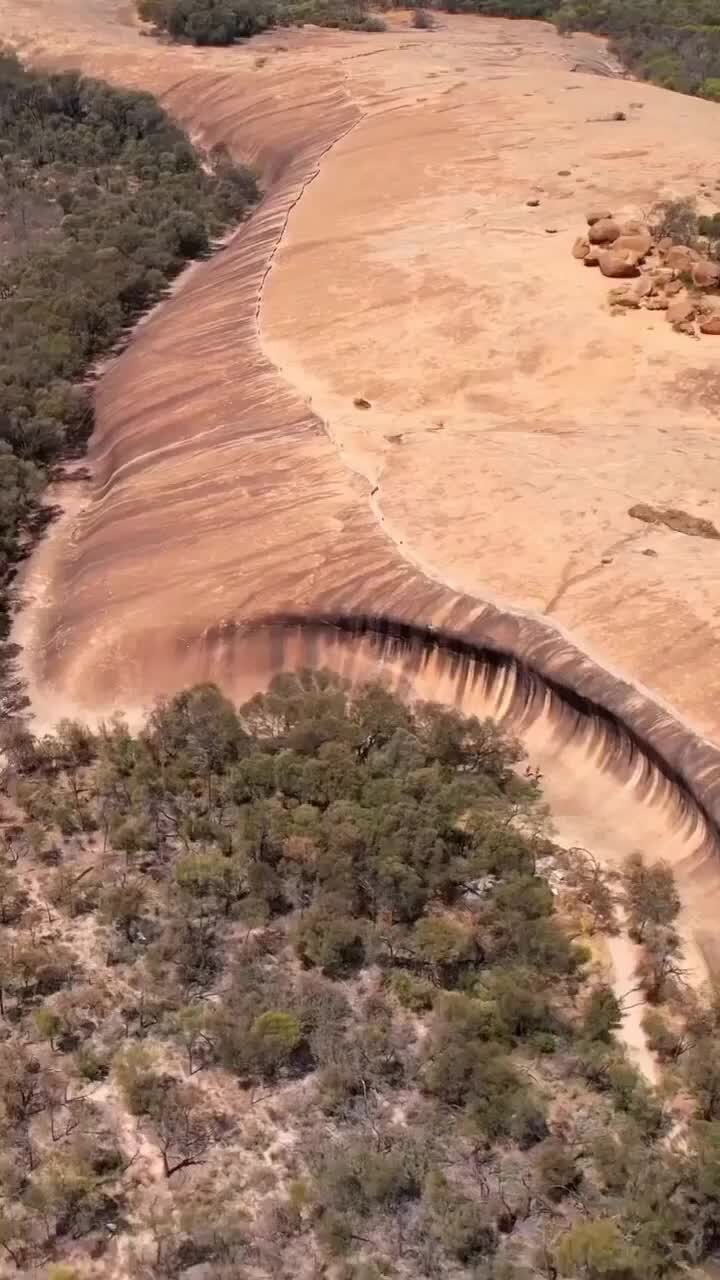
604;930;659;1085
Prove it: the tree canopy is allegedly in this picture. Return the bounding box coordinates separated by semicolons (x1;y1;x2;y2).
0;46;257;649
0;672;714;1276
137;0;387;42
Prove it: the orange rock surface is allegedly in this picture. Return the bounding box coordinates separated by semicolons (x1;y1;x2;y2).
8;0;720;1012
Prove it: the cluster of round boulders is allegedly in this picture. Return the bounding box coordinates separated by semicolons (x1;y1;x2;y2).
572;209;720;335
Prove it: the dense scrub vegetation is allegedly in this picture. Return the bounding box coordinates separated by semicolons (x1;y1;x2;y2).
652;195;720;259
0;670;716;1277
137;0;386;43
551;0;720;99
138;0;720;101
439;0;720;99
0;47;257;658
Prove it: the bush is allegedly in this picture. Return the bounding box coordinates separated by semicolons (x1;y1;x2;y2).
138;0;388;40
423;1171;497;1261
294;909;366;977
74;1045;110;1082
550;0;720;99
536;1141;581;1200
113;1044;167;1115
583;986;622;1043
249;1010;303;1076
554;1219;640;1280
0;48;257;641
388;969;435;1012
650;198;699;247
700;77;720;101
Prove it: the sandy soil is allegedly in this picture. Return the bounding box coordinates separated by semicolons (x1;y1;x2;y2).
6;0;720;1064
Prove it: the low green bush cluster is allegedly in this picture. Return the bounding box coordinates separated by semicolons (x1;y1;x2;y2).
0;46;257;644
137;0;386;43
2;675;720;1274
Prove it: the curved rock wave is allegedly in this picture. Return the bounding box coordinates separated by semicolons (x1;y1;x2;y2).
8;9;720;945
186;609;720;853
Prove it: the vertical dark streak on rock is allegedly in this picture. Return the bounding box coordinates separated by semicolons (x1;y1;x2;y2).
196;611;720;851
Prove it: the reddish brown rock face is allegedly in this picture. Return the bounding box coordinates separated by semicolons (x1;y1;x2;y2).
700;313;720;335
597;249;641;277
8;0;720;983
588;217;621;245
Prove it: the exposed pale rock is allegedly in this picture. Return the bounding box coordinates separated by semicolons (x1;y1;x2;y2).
634;276;654;299
612;232;653;261
666;296;695;325
692;258;720;288
609;286;640;307
572;236;590;259
664;244;699;271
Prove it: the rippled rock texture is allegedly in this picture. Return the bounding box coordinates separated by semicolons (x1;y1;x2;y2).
8;0;720;977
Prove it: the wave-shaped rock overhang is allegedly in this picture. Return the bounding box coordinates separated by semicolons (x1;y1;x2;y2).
8;6;720;863
214;610;720;851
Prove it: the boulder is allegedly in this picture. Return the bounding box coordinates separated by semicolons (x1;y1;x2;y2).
665;278;684;297
657;237;674;254
612;232;654;261
649;267;676;285
666;296;695;325
645;296;669;310
691;258;720;288
664;244;699;271
588;218;621;245
598;249;640;278
586;208;612;226
583;250;601;267
609;286;640;307
700;312;720;335
572;236;590;259
634;276;654;299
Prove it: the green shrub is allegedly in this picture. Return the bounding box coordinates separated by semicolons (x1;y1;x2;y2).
388;969;435;1012
700;76;720;100
294;909;366;978
74;1045;110;1082
113;1044;167;1115
0;48;257;645
583;986;622;1043
550;0;720;100
138;0;388;40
